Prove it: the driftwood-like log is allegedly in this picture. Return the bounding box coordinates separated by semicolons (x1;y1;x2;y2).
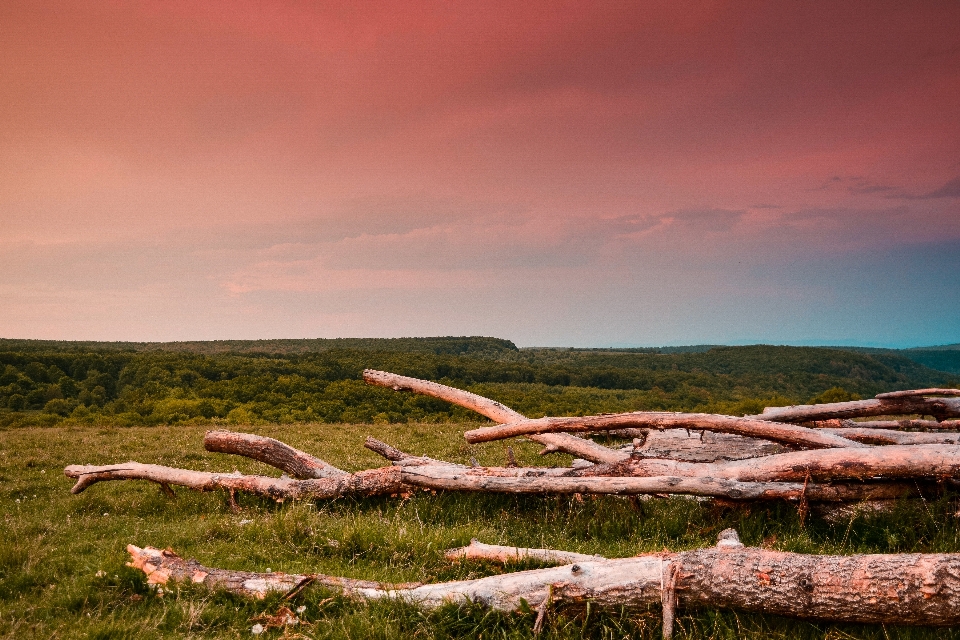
127;545;422;598
363;369;627;464
444;539;604;565
203;430;346;479
876;388;960;399
754;396;960;423
64;458;908;502
573;444;960;483
64;462;403;499
127;530;960;626
818;428;960;445
400;464;916;502
626;429;788;462
810;419;960;431
464;412;862;449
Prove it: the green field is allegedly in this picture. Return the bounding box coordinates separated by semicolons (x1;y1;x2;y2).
4;422;960;639
2;339;960;638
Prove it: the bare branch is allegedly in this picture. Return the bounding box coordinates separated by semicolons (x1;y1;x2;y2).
203;430;346;479
363;369;627;464
753;396;960;423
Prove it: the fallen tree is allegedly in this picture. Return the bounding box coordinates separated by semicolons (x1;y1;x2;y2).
127;528;960;628
64;373;960;508
462;412;863;448
751;391;960;423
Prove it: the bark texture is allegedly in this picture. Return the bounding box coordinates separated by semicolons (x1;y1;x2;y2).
128;531;960;626
612;429;788;462
464;412;862;449
203;430;346;479
572;444;960;483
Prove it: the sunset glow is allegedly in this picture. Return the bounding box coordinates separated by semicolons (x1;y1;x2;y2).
2;1;959;346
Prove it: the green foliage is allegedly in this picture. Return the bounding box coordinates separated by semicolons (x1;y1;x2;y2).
0;339;955;429
808;386;861;404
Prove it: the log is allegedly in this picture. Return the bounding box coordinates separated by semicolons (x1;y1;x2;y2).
127;544;422;598
363;370;627;464
64;459;910;502
400;464;916;502
629;429;788;462
572;444;960;483
753;396;960;423
809;419;960;431
127;529;960;626
464;412;862;449
64;462;403;500
203;430;346;479
876;388;960;399
444;539;605;565
818;428;960;446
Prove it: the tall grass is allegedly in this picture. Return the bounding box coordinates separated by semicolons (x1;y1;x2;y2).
2;423;960;638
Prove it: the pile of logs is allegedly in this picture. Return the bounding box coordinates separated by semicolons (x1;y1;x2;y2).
63;371;960;634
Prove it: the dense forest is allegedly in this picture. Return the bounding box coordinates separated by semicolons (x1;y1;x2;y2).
0;337;956;429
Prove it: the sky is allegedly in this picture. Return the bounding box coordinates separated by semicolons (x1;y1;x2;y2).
1;1;959;348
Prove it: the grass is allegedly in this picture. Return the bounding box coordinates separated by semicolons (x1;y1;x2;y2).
3;423;960;638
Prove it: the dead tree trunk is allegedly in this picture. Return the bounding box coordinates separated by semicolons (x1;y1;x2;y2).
572;443;960;483
752;395;960;423
464;412;862;449
127;529;960;626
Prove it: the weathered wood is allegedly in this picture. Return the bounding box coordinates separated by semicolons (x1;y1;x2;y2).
363;369;627;464
203;430;346;479
464;412;862;449
818;428;960;445
128;530;960;626
64;462;403;499
400;464;916;502
753;396;960;422
573;444;960;483
444;539;604;565
876;388;960;399
610;429;788;462
127;545;422;598
809;419;960;431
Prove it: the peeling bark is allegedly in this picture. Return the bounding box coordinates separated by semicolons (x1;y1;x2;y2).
363;369;627;464
203;430;346;479
128;530;960;626
464;412;862;449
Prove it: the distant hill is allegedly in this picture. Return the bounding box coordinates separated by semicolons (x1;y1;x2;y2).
0;336;519;357
831;344;960;375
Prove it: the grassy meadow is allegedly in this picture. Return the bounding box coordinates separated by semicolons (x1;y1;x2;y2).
4;422;960;639
2;339;960;638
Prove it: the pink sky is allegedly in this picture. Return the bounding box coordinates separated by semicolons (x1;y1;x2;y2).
2;1;959;346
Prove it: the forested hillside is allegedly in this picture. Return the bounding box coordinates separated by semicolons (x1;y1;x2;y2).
0;337;956;428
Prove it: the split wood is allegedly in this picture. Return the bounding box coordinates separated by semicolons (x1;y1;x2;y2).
126;528;960;627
